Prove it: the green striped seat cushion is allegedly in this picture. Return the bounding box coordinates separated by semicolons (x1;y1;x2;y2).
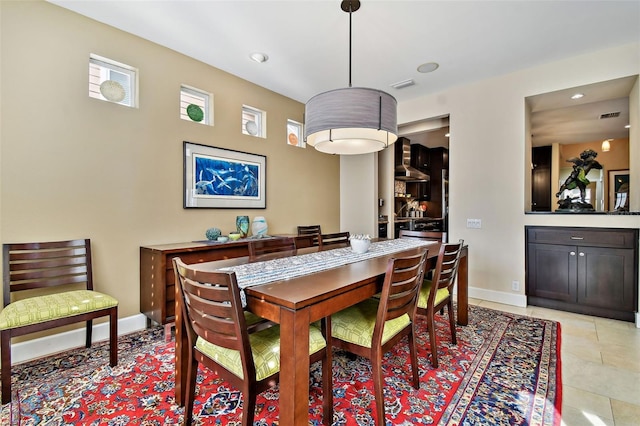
331;298;410;348
196;323;326;381
417;279;450;309
0;290;118;330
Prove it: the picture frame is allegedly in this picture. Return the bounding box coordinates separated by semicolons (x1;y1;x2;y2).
608;169;629;211
184;141;266;209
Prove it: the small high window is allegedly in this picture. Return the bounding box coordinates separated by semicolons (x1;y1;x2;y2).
242;105;266;138
181;85;213;125
287;119;305;148
89;54;137;107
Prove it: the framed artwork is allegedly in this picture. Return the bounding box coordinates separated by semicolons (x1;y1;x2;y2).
184;142;266;209
608;169;629;211
287;119;305;148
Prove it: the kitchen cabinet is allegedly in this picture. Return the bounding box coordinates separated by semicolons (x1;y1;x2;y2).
410;144;430;172
428;147;448;218
526;226;638;321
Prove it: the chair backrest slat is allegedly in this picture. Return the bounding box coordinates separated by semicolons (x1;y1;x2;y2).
430;240;464;302
3;239;93;307
374;249;428;335
399;230;444;241
319;232;350;249
173;257;252;367
248;237;296;260
297;225;322;246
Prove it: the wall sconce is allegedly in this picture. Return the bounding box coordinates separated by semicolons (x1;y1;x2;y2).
601;139;611;152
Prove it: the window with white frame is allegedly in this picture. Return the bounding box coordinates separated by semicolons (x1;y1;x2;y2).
242;105;266;137
89;54;137;107
180;85;213;125
287;119;305;148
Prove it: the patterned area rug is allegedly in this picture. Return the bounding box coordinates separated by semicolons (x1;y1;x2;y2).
0;305;561;425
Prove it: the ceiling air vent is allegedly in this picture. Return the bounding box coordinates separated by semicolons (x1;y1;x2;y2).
599;112;620;119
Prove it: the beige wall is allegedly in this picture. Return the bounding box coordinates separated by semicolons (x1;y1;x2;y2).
344;42;640;311
0;1;340;321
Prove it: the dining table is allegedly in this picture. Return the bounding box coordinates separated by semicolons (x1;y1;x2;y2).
174;238;469;425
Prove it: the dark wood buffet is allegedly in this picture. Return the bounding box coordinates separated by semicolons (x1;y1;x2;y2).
526;226;638;321
139;235;314;327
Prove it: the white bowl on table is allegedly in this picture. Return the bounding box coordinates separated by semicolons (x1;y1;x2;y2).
350;238;371;254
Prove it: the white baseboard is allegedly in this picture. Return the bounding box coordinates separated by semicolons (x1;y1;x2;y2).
11;314;149;365
465;286;528;308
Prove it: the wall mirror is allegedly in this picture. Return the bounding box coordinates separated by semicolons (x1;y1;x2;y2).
527;75;636;213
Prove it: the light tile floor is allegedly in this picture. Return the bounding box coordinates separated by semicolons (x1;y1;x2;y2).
468;298;640;426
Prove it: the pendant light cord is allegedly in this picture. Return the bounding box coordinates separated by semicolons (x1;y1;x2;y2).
348;3;352;88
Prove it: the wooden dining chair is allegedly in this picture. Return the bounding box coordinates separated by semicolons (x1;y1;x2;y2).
173;257;333;426
399;229;445;241
297;225;322;246
247;237;296;260
0;239;118;404
319;231;350;249
329;249;429;425
416;240;464;368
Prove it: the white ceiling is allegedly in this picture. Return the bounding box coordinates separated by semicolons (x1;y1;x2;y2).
49;0;640;147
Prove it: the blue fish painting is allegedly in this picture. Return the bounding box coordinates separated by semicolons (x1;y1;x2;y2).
194;154;259;198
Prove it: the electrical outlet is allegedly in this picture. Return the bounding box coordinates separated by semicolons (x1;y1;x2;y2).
466;218;482;229
511;280;520;291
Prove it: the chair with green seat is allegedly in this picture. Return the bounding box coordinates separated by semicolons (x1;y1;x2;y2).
173;257;333;426
319;231;350;249
0;239;118;404
416;240;464;368
329;249;429;425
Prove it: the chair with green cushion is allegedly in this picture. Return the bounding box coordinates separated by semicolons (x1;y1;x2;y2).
0;239;118;404
319;231;350;249
416;240;464;368
297;224;322;247
329;249;429;425
173;257;333;426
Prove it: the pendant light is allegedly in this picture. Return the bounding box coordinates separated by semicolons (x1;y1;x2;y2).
304;0;398;155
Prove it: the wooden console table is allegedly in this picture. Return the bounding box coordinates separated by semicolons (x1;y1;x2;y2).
140;236;315;327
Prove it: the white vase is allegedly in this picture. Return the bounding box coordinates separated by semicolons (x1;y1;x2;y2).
251;216;268;237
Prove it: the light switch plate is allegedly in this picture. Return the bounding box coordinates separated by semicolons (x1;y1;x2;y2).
466;218;482;229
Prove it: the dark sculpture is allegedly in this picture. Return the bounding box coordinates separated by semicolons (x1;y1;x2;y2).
556;149;603;211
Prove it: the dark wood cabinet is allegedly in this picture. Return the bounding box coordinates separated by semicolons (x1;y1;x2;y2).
526;226;638;321
140;236;314;326
428;147;448;218
410;143;430;172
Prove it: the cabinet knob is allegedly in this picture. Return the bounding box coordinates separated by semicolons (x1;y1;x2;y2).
579;252;585;257
570;251;576;256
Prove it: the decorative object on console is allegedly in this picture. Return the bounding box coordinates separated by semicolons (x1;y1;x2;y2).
186;104;204;122
236;215;250;238
217;236;229;243
205;227;221;241
349;234;371;254
228;232;241;241
99;80;126;102
556;149;603;212
303;0;398;155
251;216;268;237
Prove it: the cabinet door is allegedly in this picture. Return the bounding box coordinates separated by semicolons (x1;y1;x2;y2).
527;243;577;302
577;246;637;311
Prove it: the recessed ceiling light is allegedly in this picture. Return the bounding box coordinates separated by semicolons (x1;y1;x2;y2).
570;93;584;100
417;62;439;74
625;124;631;129
249;52;268;63
445;133;450;138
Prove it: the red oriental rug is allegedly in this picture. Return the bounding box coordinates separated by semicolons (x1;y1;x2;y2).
1;305;561;425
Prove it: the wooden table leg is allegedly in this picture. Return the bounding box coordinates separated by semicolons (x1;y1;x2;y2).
457;246;469;326
278;307;311;426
